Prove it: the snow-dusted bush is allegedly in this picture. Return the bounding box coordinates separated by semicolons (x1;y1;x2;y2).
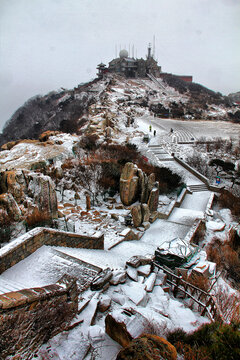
207;236;240;288
167;322;240;360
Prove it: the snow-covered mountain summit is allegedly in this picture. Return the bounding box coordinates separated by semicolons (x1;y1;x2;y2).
0;73;239;148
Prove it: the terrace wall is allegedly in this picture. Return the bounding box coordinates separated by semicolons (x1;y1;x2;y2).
0;274;78;359
0;228;104;274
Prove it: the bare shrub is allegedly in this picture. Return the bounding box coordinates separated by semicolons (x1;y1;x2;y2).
137;158;182;192
186;152;211;178
207;236;240;288
79;134;100;151
214;286;240;323
184;273;210;293
218;189;240;216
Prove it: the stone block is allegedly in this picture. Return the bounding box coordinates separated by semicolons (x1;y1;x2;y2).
142;221;150;230
149;211;159;223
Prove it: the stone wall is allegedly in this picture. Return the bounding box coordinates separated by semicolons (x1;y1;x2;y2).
184;219;206;245
0;274;78;359
0;228;104;274
173;156;210;186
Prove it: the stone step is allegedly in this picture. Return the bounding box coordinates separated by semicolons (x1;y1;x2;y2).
188;184;209;192
0;277;27;295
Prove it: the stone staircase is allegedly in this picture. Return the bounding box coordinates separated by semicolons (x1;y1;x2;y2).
188;184;209;192
148;145;174;161
49;248;102;292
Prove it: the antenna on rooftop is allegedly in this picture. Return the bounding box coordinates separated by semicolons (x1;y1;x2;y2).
132;44;134;58
129;44;130;56
115;44;117;58
153;35;156;59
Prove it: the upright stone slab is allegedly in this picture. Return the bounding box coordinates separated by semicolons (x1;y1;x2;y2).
147;173;155;196
138;169;148;204
120;163;139;206
141;203;150;222
131;204;142;228
148;186;159;212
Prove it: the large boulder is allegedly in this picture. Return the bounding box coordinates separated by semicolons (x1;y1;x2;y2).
0;170;27;202
148;173;156;196
105;313;132;348
119;163;160;225
116;334;177;360
120;163;139;206
27;173;58;219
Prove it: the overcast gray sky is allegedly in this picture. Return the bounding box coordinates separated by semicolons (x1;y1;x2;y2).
0;0;240;131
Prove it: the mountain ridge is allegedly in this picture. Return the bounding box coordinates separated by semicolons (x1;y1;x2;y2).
0;74;239;148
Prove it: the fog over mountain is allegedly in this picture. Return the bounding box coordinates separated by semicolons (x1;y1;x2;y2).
0;0;240;131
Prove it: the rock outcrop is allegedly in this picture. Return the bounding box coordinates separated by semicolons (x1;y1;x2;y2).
120;162;159;207
120;163;160;227
0;170;58;226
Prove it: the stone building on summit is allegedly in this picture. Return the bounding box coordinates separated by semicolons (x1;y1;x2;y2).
97;44;192;82
97;44;161;79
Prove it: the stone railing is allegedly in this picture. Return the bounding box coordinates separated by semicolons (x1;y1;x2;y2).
176;187;188;207
0;274;78;359
0;227;104;274
153;263;226;323
173;156;224;193
173;156;210;185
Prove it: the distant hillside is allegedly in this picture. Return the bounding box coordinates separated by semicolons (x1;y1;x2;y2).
0;78;102;147
228;91;240;103
162;74;231;106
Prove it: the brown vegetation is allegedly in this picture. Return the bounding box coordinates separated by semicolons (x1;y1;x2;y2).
51;142;183;204
218;189;240;216
207;236;240;288
183;273;210;293
167;322;240;360
214;286;240;323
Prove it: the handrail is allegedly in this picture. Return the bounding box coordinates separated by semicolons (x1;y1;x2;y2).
153;262;226;323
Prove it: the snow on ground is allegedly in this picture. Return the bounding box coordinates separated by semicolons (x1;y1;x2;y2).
1;75;239;358
180;191;211;211
1;218;190;288
168;208;204;226
35;270;209;360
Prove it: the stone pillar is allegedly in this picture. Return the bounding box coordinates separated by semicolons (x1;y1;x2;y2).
86;194;91;211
